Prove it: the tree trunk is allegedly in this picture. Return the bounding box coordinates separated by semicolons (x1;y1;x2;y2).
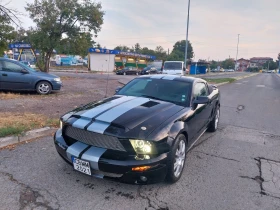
44;52;52;72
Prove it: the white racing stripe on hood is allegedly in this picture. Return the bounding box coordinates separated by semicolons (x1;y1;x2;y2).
72;117;91;129
80;96;135;119
162;75;178;80
87;97;150;134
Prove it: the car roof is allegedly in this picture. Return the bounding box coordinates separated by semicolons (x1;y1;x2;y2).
138;75;206;84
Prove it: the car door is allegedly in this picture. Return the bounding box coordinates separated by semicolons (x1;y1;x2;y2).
191;82;212;135
0;60;33;90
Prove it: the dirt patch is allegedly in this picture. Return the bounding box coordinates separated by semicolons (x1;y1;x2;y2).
0;77;120;119
0;92;21;100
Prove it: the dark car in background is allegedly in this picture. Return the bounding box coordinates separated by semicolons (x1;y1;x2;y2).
54;75;220;184
0;58;62;94
140;66;162;75
116;67;141;75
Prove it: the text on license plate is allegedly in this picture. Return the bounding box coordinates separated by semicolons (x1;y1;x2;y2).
72;157;91;176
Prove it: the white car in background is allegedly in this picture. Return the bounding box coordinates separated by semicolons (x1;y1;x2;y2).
162;61;186;75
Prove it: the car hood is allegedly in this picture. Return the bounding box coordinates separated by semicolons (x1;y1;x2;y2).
32;71;59;79
62;95;185;140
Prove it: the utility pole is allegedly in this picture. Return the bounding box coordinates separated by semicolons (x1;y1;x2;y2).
183;0;191;75
235;34;240;71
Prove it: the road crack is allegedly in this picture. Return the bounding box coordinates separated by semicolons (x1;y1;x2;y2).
137;186;169;210
0;171;60;210
193;151;240;162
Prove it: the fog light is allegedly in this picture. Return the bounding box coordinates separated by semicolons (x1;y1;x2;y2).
140;176;147;182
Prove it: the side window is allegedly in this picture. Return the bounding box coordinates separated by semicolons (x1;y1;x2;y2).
1;61;23;73
0;61;3;71
193;83;209;97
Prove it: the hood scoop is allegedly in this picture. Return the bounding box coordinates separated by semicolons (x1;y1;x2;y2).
141;101;159;108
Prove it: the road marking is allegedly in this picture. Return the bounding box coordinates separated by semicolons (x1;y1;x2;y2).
256;85;265;87
235;83;242;85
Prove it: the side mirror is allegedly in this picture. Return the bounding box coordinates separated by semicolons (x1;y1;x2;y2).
115;86;122;93
183;67;186;71
21;69;29;74
193;96;209;105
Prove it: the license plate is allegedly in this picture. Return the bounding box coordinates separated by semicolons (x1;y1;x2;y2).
72;157;91;176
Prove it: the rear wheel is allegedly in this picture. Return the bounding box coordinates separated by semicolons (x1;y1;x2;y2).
36;81;52;95
166;134;187;183
208;106;220;132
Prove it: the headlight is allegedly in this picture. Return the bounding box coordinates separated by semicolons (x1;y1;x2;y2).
130;140;157;155
54;78;61;82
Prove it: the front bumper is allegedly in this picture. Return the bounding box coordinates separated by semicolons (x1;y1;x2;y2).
54;129;168;184
51;81;62;90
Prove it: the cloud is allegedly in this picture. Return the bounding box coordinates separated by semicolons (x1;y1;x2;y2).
8;0;280;60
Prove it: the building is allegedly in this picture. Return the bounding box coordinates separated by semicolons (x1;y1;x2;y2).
236;58;249;71
88;48;156;72
249;57;273;68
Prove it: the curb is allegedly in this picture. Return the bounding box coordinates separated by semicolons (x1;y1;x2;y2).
0;127;57;149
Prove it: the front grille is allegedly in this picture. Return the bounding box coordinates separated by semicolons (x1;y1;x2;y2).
63;126;126;152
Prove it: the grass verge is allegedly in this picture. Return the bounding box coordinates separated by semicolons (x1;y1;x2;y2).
203;78;236;84
0;112;59;137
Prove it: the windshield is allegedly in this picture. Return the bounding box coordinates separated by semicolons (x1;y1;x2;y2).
143;67;151;70
117;78;191;106
164;62;183;70
20;62;38;72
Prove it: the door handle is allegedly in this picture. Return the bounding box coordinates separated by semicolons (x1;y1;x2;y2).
2;74;7;76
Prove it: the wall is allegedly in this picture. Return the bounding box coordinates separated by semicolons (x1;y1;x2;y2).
89;53;115;72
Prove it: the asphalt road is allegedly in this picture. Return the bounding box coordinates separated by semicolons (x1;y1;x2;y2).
53;71;251;81
1;73;280;210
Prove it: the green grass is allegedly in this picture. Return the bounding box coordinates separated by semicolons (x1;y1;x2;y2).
0;126;27;137
0;112;60;138
203;78;236;84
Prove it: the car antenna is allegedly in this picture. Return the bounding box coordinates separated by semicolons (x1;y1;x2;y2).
104;54;111;98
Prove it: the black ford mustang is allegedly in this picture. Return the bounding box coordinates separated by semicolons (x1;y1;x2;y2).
54;75;220;184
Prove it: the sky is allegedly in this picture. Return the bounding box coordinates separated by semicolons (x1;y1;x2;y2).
7;0;280;61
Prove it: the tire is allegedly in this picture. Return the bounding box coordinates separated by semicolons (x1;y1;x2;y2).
208;106;220;132
166;134;187;183
36;81;52;95
123;72;126;75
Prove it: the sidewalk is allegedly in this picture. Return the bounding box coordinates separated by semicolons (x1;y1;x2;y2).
50;69;115;74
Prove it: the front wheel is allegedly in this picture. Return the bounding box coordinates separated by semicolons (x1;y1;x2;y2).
36;81;52;95
166;134;187;183
208;106;220;132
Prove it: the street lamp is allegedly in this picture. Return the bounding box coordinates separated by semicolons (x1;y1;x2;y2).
183;0;191;75
235;34;240;70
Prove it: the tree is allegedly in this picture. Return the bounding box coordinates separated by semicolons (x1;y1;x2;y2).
154;46;167;60
0;1;21;26
221;59;235;69
209;60;218;70
114;45;130;52
56;33;95;56
0;1;21;54
167;40;194;61
263;60;277;70
25;0;104;72
134;43;141;53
